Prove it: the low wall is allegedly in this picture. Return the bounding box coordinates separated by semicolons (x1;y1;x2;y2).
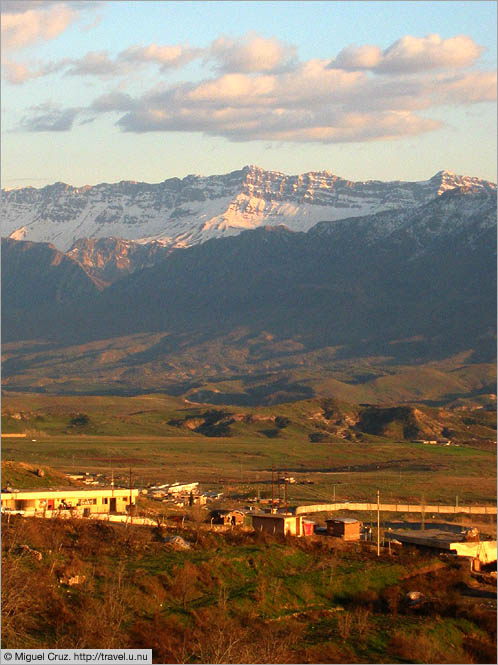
14;510;157;527
295;502;497;516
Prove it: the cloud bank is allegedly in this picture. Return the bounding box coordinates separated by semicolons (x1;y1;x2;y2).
7;29;497;144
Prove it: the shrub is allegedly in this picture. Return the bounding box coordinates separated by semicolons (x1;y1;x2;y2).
381;585;402;616
389;628;470;664
337;611;354;640
309;432;331;443
463;635;497;663
69;413;90;427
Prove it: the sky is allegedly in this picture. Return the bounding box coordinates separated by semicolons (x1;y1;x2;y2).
1;0;496;188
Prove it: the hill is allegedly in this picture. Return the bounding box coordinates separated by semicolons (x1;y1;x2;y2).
1;461;81;490
2;393;495;448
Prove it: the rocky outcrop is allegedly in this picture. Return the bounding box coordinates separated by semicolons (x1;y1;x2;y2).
67;237;172;283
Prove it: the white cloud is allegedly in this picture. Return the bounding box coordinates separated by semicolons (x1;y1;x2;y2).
20;104;81;131
1;1;103;53
90;92;138;112
3;32;290;84
208;33;297;73
330;34;483;73
1;4;77;50
3;60;42;84
3;43;201;84
3;58;67;84
331;44;382;71
119;43;201;70
63;50;128;78
432;71;497;104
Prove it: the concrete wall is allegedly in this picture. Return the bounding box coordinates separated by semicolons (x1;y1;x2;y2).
296;502;497;516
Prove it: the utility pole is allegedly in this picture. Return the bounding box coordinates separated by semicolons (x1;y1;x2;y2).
456;495;459;510
277;470;281;504
271;466;274;510
333;484;336;503
284;471;288;514
421;493;425;531
129;467;133;525
377;489;380;557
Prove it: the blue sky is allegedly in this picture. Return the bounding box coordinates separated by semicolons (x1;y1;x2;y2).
2;1;496;187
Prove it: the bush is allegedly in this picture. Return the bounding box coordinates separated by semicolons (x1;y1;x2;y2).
381;585;402;616
69;413;90;428
261;428;280;438
309;432;331;443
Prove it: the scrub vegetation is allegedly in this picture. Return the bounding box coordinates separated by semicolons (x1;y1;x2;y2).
2;515;496;663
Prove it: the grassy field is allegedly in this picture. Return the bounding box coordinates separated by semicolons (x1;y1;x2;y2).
3;436;495;505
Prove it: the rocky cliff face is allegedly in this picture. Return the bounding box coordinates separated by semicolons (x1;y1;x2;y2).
66;237;172;284
3;166;494;253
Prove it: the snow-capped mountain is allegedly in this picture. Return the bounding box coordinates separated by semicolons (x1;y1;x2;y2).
3;183;495;398
3;166;494;252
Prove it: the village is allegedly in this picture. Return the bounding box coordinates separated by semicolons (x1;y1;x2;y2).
2;469;497;576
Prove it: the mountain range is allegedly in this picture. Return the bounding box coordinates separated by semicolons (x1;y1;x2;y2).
3;166;493;252
2;167;496;405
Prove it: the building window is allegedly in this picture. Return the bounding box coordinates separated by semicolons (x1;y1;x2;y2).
103;498;108;504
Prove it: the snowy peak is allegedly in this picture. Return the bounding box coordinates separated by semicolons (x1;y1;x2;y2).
9;225;28;241
2;167;495;252
429;169;496;196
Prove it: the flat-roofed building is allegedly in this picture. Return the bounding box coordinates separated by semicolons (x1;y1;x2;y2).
385;528;497;565
167;482;199;495
1;488;139;517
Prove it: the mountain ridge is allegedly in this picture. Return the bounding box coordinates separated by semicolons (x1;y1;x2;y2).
3;166;495;255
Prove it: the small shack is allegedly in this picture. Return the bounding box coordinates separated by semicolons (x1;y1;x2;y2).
252;513;304;537
210;509;245;526
326;517;362;541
